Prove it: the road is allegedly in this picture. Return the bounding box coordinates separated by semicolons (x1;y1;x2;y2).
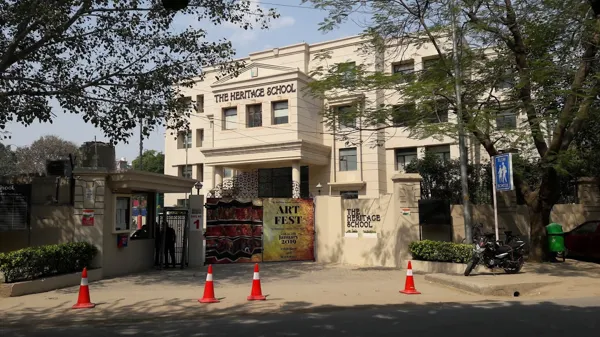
2;296;598;337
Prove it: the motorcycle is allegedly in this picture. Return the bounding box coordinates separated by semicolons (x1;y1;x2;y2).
464;232;526;276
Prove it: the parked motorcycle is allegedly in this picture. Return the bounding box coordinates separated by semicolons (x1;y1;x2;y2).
464;232;526;276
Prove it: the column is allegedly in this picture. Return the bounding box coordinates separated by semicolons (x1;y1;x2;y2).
213;166;223;188
292;161;301;198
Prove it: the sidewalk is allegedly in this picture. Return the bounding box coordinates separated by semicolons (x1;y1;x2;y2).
425;260;600;297
0;262;483;327
1;261;598;327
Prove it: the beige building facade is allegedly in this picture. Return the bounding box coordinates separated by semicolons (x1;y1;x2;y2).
163;35;514;204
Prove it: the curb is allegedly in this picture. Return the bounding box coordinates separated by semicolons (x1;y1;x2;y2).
424;274;553;297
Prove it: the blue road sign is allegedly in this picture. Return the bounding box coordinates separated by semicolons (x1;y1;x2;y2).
494;153;514;191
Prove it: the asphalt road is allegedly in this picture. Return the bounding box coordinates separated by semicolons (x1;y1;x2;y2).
2;297;599;337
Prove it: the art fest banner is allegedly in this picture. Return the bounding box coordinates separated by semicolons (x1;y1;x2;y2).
262;198;315;262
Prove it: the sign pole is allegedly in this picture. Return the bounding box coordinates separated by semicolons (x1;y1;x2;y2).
491;158;500;242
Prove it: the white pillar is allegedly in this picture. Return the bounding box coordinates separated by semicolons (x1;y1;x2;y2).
213;166;223;188
292;161;301;198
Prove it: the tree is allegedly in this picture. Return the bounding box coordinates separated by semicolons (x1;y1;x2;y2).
303;0;600;260
0;0;278;143
0;143;17;176
131;150;165;174
15;135;79;174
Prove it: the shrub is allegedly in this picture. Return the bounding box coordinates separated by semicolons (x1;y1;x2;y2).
0;242;98;283
409;240;473;264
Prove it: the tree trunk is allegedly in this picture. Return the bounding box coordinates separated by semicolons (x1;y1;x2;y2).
526;168;560;262
527;203;552;262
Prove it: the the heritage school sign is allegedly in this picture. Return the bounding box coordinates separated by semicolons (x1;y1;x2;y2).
346;208;381;229
214;83;297;103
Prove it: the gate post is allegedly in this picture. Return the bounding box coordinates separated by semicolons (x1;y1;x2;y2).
391;173;422;263
188;194;205;267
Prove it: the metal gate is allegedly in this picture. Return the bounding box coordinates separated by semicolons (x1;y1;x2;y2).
157;207;189;269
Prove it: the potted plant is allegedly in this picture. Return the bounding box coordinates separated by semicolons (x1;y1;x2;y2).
362;229;378;239
345;229;358;238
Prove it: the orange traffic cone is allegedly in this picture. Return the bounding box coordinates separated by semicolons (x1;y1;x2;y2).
72;267;96;309
399;261;421;295
247;263;266;301
199;264;220;303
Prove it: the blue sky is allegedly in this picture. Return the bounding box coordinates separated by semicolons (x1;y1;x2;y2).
6;1;365;162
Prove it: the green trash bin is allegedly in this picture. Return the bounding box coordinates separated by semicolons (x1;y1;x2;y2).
546;223;565;253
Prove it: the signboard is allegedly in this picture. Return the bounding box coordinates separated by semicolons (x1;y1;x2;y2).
494;153;514;191
82;209;95;226
84;187;94;203
345;208;381;233
0;184;31;231
214;83;297;103
190;212;203;231
492;153;514;241
262;198;315;262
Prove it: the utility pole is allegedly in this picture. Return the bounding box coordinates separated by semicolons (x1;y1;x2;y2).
450;0;473;243
138;117;143;170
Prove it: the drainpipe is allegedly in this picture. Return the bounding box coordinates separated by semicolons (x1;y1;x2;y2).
359;103;364;183
332;116;337;196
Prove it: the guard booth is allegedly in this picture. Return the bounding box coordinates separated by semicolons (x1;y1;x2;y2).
157;207;190;269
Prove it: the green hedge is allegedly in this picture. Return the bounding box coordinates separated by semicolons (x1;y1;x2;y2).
409;240;473;264
0;242;98;283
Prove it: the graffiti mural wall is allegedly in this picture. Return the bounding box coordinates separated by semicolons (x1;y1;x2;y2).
204;198;263;264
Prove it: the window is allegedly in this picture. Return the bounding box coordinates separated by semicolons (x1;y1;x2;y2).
496;70;515;90
272;101;289;125
336;105;356;129
395;148;418;171
196;164;204;182
392;60;415;82
341;191;359;199
179;165;193;178
392;103;416;127
423;100;449;123
180;96;193;111
196;94;204;113
115;196;131;231
223;167;234;179
130;193;156;240
422;56;447;80
177;130;192;149
247;104;262;128
177;199;190;208
195;129;204;147
223;107;237;130
496;111;517;130
339;62;356;84
426;145;451;162
339;148;358;171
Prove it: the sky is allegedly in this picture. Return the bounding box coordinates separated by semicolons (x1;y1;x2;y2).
5;1;367;162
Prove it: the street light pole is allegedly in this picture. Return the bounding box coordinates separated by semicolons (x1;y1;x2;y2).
450;0;473;243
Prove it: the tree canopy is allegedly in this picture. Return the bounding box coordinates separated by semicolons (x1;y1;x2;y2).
0;0;277;143
303;0;600;260
15;135;79;174
131;149;165;174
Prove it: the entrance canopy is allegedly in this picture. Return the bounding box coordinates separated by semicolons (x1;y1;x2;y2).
202;139;331;167
109;170;196;193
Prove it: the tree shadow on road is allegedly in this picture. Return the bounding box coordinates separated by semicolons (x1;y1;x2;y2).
1;297;598;336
